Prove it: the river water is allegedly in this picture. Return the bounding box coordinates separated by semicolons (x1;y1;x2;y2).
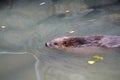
0;1;120;80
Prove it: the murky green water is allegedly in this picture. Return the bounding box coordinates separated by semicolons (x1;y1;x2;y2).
0;0;120;80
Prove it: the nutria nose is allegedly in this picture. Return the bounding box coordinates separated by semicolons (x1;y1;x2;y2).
45;43;48;47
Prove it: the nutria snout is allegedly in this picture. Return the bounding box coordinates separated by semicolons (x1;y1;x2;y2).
45;43;48;47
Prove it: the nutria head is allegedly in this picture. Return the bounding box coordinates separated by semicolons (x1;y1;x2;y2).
45;36;87;50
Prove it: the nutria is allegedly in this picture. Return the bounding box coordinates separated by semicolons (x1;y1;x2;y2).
45;35;120;53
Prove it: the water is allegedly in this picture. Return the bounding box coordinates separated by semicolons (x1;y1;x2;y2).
0;0;120;80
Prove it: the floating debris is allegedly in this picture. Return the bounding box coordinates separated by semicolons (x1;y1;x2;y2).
0;26;6;29
67;31;75;34
65;10;70;13
93;55;104;61
40;2;45;5
88;60;95;64
88;55;104;65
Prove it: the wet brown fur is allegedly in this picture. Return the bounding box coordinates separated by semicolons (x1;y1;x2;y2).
62;36;103;48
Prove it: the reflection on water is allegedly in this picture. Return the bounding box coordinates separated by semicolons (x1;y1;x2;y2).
0;0;120;80
0;52;42;80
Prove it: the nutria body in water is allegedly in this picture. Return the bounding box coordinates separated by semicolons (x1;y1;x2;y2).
45;35;120;53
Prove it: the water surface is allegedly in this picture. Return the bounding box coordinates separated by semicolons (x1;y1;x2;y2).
0;1;120;80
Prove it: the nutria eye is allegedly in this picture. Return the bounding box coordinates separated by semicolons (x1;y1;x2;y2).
54;42;58;45
63;41;67;45
63;42;67;46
